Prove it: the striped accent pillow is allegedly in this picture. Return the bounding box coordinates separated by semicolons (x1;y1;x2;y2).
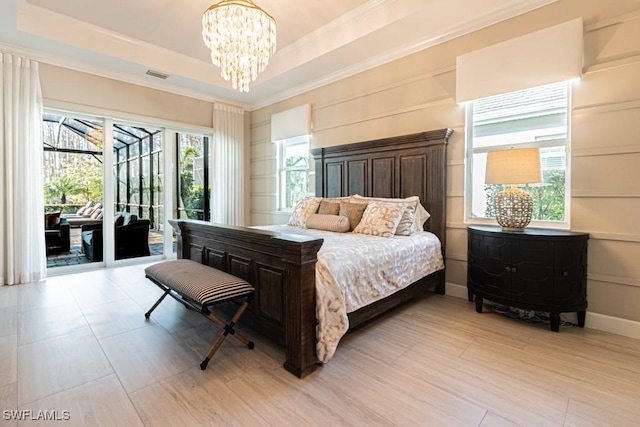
305;213;350;233
145;260;254;306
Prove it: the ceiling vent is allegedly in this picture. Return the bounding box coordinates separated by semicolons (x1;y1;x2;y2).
146;70;169;80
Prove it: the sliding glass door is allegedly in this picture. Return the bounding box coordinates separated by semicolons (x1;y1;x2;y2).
112;122;164;261
43;113;104;268
43;109;212;270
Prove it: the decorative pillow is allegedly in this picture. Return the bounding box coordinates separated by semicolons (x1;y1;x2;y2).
351;195;420;235
114;213;123;226
338;201;369;231
414;204;431;232
305;214;350;233
76;201;94;215
395;201;417;235
44;212;61;230
91;208;103;220
317;200;340;215
353;202;407;238
288;197;322;227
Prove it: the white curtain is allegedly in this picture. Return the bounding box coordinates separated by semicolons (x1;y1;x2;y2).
212;103;245;225
0;53;46;285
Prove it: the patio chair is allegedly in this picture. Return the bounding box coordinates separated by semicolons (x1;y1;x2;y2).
44;212;71;254
81;212;150;261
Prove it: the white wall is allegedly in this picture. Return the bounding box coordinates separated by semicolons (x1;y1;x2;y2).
250;0;640;329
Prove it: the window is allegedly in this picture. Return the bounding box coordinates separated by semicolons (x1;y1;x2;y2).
278;136;310;210
176;133;211;221
466;81;570;226
113;122;163;230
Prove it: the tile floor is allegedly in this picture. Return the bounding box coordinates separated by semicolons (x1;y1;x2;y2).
1;263;640;426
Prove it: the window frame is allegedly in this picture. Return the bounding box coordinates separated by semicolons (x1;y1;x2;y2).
464;82;572;230
277;135;311;211
175;132;211;221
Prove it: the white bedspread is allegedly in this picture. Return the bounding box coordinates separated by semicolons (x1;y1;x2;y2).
254;225;445;362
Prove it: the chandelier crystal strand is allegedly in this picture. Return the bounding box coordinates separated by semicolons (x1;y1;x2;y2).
202;0;276;92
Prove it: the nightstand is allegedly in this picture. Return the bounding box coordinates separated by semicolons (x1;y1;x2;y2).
467;225;589;332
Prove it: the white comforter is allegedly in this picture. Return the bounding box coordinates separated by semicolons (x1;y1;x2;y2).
255;225;445;362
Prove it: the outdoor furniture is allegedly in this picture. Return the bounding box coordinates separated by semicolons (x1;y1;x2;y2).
66;216;102;228
45;213;70;254
63;202;103;227
81;212;150;261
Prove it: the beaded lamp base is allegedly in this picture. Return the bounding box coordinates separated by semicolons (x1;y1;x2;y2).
494;187;533;231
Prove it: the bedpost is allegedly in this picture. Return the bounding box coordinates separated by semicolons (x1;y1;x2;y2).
282;252;320;377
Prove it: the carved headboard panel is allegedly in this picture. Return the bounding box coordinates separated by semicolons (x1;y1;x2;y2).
311;128;451;251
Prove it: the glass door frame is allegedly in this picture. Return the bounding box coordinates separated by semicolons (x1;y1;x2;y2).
43;103;213;274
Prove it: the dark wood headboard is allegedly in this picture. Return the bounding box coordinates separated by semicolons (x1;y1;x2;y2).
311;128;452;251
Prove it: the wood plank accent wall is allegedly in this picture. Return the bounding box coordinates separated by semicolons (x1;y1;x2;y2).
250;2;640;330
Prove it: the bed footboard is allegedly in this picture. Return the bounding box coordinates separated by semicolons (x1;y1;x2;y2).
169;219;323;378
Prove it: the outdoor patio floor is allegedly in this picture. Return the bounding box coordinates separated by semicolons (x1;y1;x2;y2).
47;229;168;268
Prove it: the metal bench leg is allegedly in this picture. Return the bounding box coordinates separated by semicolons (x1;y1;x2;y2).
145;290;170;318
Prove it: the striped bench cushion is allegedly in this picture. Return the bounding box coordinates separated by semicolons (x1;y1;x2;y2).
145;260;254;306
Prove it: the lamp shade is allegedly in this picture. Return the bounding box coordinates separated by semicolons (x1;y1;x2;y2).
485;148;541;185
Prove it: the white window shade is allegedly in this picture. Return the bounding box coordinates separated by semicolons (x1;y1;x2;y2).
456;18;583;104
271;104;311;142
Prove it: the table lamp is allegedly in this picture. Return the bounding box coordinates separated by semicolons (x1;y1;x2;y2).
485;147;541;231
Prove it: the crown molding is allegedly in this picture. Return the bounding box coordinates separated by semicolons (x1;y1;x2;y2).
250;0;560;109
7;0;561;111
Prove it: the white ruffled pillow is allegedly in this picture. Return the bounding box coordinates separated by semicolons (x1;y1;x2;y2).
288;197;322;227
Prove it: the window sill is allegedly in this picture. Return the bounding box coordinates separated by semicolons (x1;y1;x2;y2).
465;218;570;231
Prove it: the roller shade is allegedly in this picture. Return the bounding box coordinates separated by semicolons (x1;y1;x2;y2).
456;18;583;103
271;104;311;142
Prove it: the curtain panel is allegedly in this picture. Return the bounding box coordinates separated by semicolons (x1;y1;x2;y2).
0;53;46;285
212;103;245;226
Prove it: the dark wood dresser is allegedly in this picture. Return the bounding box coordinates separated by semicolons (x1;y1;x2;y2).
467;225;589;332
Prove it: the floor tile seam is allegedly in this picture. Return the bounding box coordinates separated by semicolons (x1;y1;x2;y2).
391;352;566;426
15;323;115;406
80;298;157;341
16;371;115;408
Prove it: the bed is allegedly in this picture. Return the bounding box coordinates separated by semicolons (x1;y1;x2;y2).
169;128;452;377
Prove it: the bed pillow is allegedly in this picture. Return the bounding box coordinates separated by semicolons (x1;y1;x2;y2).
305;214;350;233
317;199;341;215
338;201;369;231
414;204;431;232
288;197;322;227
351;195;425;235
353;201;407;238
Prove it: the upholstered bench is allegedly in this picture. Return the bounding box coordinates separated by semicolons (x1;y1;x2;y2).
144;259;255;370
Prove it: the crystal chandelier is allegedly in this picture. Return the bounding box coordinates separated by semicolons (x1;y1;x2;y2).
202;0;277;93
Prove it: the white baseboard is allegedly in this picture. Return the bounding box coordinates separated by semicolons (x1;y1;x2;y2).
585;312;640;340
445;282;469;300
445;282;640;341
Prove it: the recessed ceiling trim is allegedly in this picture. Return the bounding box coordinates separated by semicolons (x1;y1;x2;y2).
9;0;563;110
17;3;227;86
250;0;561;109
